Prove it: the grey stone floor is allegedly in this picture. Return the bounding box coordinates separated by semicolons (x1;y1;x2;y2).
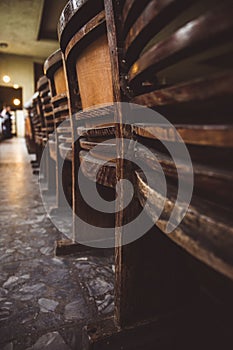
0;138;114;350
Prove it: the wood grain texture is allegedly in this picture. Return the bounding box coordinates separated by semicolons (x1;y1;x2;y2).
76;34;114;110
135;144;233;205
136;170;233;280
65;11;106;60
134;123;233;147
128;4;233;84
131;72;233;106
79;150;116;188
59;143;73;161
77;125;115;138
54;67;67;95
124;0;194;64
80;138;117;162
58;135;72;144
51;93;67;105
49;140;56;161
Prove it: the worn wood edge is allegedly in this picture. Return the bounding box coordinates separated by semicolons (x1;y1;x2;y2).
59;143;73;161
136;170;233;280
65;10;106;60
51;93;68;105
58;0;89;40
125;0;175;56
128;4;233;84
49;140;56;161
79;150;116;188
58;135;72;144
44;49;63;78
75;104;115;122
77;124;116;138
131;72;233;106
133;123;233;147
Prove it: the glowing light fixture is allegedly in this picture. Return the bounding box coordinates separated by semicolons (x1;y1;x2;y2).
3;75;10;83
13;98;21;106
13;84;19;89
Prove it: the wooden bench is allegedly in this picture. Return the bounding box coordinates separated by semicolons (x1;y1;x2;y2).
24;99;36;155
58;0;116;246
57;0;233;348
36;75;56;192
44;49;72;211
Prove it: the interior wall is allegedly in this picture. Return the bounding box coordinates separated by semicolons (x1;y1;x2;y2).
0;53;44;106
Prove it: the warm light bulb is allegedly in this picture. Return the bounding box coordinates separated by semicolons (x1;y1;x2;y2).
13;98;20;106
3;75;10;83
13;84;19;89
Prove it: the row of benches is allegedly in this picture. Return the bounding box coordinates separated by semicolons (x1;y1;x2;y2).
25;0;233;348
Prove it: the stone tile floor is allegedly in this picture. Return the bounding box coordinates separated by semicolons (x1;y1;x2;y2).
0;139;114;349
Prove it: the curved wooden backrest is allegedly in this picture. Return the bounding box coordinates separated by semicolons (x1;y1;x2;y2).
120;0;233;280
45;49;71;166
44;49;67;97
37;75;54;138
59;0;114;112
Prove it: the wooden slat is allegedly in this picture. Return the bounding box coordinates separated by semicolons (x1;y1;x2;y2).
37;76;48;90
58;0;89;40
125;0;195;65
59;143;72;161
80;139;117;162
122;0;151;36
49;140;56;161
76;33;114;110
44;111;54;118
128;5;233;85
44;49;63;79
134;123;233;147
39;87;50;97
53;104;69;115
77;125;115;138
131;72;233;107
65;10;106;60
57;126;72;134
136;170;233;280
135;144;233;205
51;93;67;105
80;150;116;188
75;104;115;122
58;135;72;144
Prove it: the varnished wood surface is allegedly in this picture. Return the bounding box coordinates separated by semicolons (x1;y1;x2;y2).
53;104;69;115
44;49;63;79
57;126;72;134
59;143;73;161
51;93;67;105
124;0;195;64
37;75;48;91
77;125;115;138
134;123;233;147
128;4;233;85
136;170;233;280
49;140;56;161
58;0;89;40
58;135;72;144
132;72;233;107
75;104;115;122
79;150;116;188
80;138;117;162
76;34;114;110
135;144;233;205
59;0;104;51
65;11;106;60
54;67;67;95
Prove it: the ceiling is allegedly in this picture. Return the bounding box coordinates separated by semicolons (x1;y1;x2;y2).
0;0;67;59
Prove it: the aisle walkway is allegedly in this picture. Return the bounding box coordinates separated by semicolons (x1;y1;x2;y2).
0;138;114;350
